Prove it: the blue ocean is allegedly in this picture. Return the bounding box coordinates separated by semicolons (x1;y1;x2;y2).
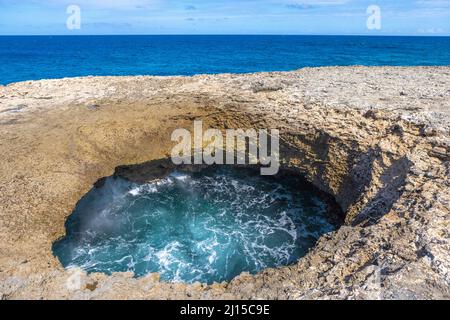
1;35;449;85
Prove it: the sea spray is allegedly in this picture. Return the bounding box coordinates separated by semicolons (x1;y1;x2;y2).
53;167;337;284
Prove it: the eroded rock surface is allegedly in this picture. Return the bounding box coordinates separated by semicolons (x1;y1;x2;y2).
0;67;449;299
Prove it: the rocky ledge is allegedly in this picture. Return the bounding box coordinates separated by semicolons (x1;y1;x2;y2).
0;67;449;300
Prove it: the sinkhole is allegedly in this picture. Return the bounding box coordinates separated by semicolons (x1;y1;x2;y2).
53;165;341;284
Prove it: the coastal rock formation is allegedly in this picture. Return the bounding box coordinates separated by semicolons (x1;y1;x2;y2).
0;67;449;299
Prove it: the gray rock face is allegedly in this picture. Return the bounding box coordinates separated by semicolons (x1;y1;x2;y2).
0;66;449;300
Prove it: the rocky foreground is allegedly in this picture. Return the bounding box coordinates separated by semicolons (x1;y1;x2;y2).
0;67;449;299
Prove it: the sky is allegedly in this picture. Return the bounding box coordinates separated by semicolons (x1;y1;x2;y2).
0;0;449;35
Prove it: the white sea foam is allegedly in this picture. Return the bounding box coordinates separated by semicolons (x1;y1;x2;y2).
170;171;190;182
54;167;337;284
129;187;141;196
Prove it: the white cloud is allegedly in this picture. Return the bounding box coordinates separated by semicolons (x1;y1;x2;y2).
415;0;450;6
282;0;350;5
418;27;445;33
9;0;162;10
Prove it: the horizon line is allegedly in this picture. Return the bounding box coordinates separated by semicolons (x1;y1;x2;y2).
1;34;450;37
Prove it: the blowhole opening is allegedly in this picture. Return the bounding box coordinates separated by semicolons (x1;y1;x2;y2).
53;162;343;285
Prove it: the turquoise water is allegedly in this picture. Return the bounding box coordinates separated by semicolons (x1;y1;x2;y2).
1;35;450;85
53;167;337;284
